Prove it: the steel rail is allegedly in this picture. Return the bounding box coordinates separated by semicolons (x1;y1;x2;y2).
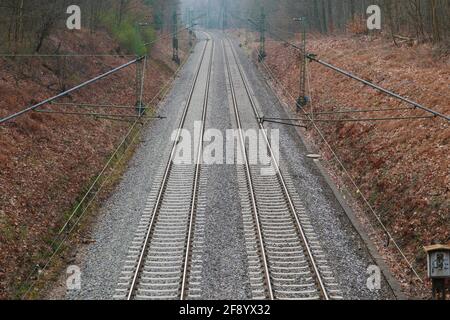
0;57;144;125
222;40;274;300
261;120;308;128
262;115;435;123
226;37;330;300
50;102;137;109
258;56;425;282
126;37;210;300
93;116;142;123
288;43;447;121
181;36;215;300
265;28;449;122
299;107;415;115
307;57;450;122
228;12;449;122
144;26;191;47
34;110;142;118
20;50;192;300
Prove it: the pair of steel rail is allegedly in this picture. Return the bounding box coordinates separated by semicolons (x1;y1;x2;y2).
124;33;333;300
125;32;214;300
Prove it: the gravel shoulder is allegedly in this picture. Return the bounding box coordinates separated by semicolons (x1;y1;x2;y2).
228;33;396;300
49;36;208;300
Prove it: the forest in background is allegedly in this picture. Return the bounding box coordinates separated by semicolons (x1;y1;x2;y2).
2;0;448;54
0;0;179;55
181;0;450;45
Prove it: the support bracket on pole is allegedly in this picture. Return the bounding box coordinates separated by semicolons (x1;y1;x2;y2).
258;7;266;62
294;17;308;113
172;11;180;65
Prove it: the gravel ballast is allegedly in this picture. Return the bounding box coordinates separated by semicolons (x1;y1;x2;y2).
228;33;396;299
61;35;209;300
54;31;396;300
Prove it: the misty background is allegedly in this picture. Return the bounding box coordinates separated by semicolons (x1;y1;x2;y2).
180;0;450;43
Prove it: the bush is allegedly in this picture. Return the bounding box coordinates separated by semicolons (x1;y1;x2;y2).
100;11;156;56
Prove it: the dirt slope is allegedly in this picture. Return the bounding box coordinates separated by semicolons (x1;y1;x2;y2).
0;27;189;298
243;32;449;297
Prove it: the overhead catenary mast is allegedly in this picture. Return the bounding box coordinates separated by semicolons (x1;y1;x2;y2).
258;6;266;62
294;17;308;112
172;10;180;64
207;0;211;29
188;8;193;47
222;0;228;31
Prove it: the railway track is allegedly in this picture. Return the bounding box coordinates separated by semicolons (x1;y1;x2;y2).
223;37;343;300
114;31;341;301
114;33;214;300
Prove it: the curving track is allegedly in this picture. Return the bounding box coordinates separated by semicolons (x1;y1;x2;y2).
114;32;214;300
223;37;342;300
114;31;342;301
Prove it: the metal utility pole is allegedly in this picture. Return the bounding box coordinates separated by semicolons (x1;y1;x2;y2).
135;22;150;116
258;6;266;62
222;0;227;31
172;10;180;65
245;10;250;45
188;9;193;47
207;0;211;29
294;17;308;112
188;13;206;46
135;56;147;116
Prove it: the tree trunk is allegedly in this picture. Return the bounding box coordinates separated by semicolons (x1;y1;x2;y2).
429;0;441;42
